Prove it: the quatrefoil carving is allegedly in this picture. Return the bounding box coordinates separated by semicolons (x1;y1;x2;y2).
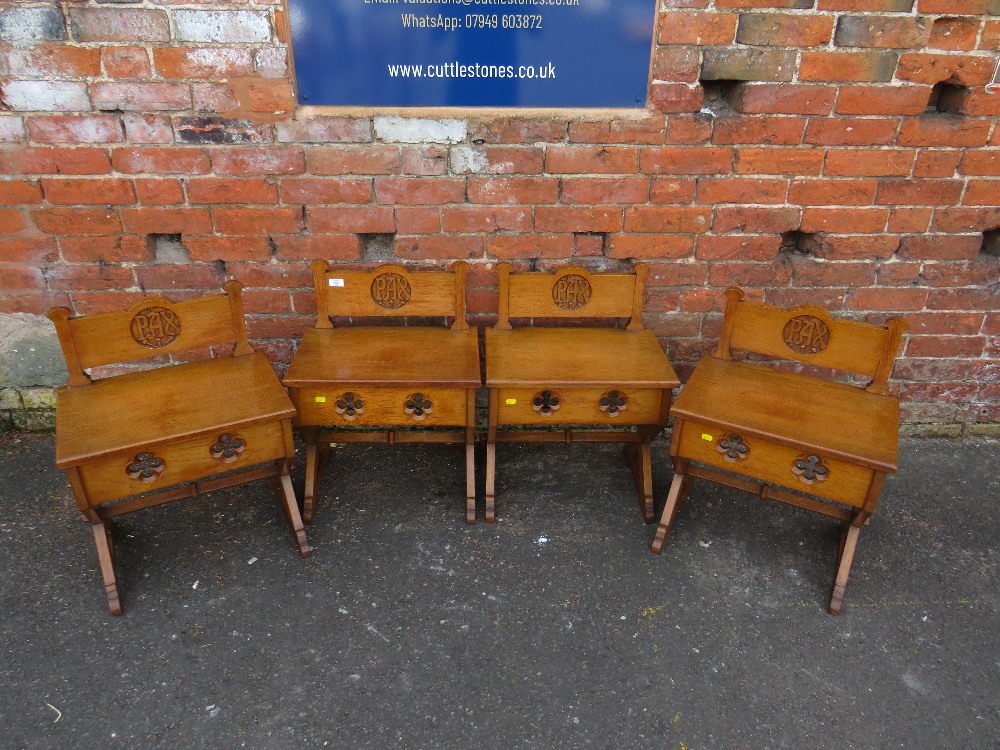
404;393;433;421
210;433;246;463
335;392;364;420
126;452;165;483
599;390;628;417
792;454;829;485
532;390;561;417
717;434;750;462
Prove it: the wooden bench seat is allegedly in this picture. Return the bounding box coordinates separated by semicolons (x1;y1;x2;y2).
651;287;907;614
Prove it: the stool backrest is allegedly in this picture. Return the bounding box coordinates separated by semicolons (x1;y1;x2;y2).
714;287;908;396
311;261;468;330
48;281;252;388
495;262;648;331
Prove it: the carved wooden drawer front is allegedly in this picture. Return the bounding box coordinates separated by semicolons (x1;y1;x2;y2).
495;387;662;426
77;421;287;505
296;387;469;427
678;420;874;508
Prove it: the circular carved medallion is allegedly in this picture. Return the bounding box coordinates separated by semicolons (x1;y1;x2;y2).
126;452;165;483
717;434;750;463
370;272;412;310
210;433;246;463
130;306;181;349
782;315;831;356
599;390;628;417
532;390;560;417
336;392;364;420
404;393;433;421
792;454;829;485
552;274;592;311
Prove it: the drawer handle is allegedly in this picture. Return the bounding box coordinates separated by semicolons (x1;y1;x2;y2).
792;454;829;485
404;393;433;421
125;452;165;483
717;434;750;462
210;433;246;464
532;390;561;417
335;392;364;420
599;390;628;417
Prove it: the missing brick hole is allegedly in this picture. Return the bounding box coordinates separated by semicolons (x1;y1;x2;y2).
926;81;967;116
981;228;1000;258
151;233;188;264
779;230;824;256
698;80;740;115
359;233;396;263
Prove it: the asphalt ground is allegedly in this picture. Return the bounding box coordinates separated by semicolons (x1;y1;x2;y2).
0;433;997;749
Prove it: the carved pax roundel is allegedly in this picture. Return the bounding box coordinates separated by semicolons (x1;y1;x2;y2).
130;306;181;348
552;274;592;311
782;315;831;356
371;272;412;310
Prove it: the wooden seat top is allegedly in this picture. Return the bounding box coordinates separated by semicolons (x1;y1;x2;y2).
485;328;679;389
672;357;899;472
283;326;480;388
55;352;293;468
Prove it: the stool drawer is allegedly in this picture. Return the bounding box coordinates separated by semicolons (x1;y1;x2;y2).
495;387;663;426
295;387;469;427
678;420;874;508
78;421;288;506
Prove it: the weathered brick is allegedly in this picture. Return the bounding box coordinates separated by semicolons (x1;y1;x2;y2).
468;118;565;144
698;177;788;204
173;10;271;43
834;15;930;49
1;237;59;263
876;179;963;205
123;114;174;144
451;146;544;175
913;150;961;178
789;178;877;205
211;147;305;176
904;311;985;335
650;84;703;114
734;147;824;175
825;149;915;177
918;0;1000;14
546;147;637;175
0;266;45;292
569;118;665;146
701;48;795;81
559;178;649;205
307;146;400;175
658;11;737;45
279;178;372;205
14;147;111;175
41;177;136;205
134;178;184;206
715;0;813;10
91;83;191;112
696;234;781;260
33;208;121;235
897;234;982;260
395;208;441;234
800;207;889;233
929;17;980;51
401;146;449;176
46;265;135;292
154;48;254;80
712;115;805;145
135;264;225;291
835;86;929;116
113;147;210;175
898;117;992;148
120;207;212;235
102;47;151;79
803;118;898;146
848;287;928;311
441;207;532;233
799;51;898;82
607;234;693;259
920;259;1000;288
270;235;362;261
789;257;877;286
640;147;732;175
1;81;90;112
27;116;123;146
963;180;1000;207
932;207;1000;233
0;180;43;204
906;335;985;358
651;47;700;83
184;235;272;262
212;207;302;235
486;234;573;260
650;178;697;204
734;84;837;116
397;235;484;260
0;6;66;43
6;45;101;77
736;13;833;47
624;206;712;233
0;210;28;234
0;116;24;142
375;178;466;205
69;8;168;42
713;206;800;233
896;53;996;87
812;235;901;259
172;117;267;147
307;206;395;234
536;207;622;233
888;207;933;233
709;261;793;288
254;48;288;80
187;178;277;204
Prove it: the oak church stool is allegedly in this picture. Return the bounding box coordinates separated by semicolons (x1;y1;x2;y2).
651;287;908;614
484;262;680;524
283;261;480;524
48;282;311;615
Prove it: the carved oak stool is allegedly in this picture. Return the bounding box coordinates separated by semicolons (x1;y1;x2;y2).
48;282;311;615
283;261;480;524
484;263;679;523
651;287;908;614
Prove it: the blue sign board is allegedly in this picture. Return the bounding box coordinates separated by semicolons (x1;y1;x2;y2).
287;0;656;108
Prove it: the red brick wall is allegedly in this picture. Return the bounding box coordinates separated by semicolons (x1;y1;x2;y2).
1;0;998;428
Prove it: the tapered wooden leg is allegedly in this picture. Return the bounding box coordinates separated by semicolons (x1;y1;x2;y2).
91;520;122;616
650;471;689;554
302;441;318;525
623;441;655;523
829;522;861;615
275;461;311;557
465;443;476;525
485;442;496;524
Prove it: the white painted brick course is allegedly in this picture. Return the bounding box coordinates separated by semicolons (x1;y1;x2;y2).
0;81;90;113
173;10;271;44
374;116;467;144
